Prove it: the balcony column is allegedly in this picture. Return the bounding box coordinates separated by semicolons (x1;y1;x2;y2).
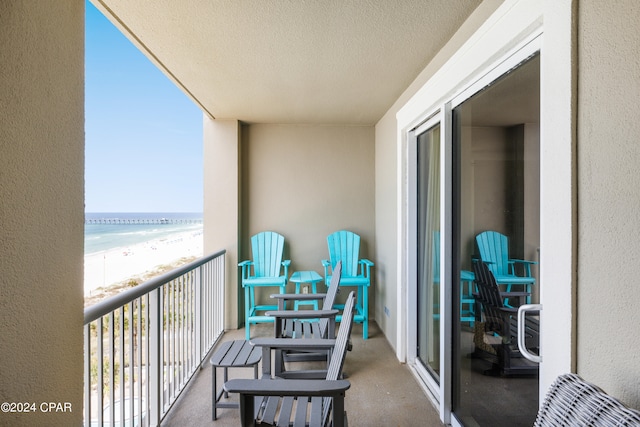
203;117;241;329
0;2;84;426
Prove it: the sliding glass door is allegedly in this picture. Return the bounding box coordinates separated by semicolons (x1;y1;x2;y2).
416;123;441;379
451;54;541;427
406;34;544;426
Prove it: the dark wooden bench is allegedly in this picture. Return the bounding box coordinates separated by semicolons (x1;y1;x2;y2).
224;290;356;427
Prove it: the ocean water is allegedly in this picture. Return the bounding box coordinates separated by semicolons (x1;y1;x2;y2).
85;212;203;255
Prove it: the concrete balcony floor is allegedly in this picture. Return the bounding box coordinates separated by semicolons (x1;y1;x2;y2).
162;321;444;426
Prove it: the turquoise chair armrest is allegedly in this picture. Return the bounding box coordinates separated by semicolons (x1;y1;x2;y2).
509;258;538;265
238;260;253;282
281;259;290;282
358;259;374;279
508;258;537;277
322;259;331;284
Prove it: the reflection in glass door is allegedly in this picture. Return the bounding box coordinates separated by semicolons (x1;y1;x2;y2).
452;54;540;426
417;124;441;379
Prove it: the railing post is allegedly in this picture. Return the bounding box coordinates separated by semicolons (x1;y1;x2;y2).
108;313;115;425
195;265;202;363
222;254;226;334
83;325;91;426
97;318;104;426
149;287;161;427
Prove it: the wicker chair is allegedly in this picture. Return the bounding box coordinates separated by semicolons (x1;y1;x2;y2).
534;373;640;426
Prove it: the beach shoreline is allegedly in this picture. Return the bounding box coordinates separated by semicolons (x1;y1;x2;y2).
84;229;203;300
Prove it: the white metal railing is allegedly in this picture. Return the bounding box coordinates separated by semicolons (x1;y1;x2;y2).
83;250;226;427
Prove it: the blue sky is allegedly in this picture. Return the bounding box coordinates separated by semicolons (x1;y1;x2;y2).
85;1;203;213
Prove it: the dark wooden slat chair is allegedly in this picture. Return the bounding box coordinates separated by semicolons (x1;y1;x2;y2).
473;261;539;376
266;261;343;379
224;291;356;427
270;261;342;341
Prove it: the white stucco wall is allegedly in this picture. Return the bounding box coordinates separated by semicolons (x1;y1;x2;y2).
373;112;400;346
576;0;640;409
0;2;84;425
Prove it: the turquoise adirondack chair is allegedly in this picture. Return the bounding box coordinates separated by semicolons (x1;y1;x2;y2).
239;231;290;339
322;230;374;339
475;230;537;303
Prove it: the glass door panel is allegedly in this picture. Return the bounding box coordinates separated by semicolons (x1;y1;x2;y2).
416;124;441;379
452;55;540;426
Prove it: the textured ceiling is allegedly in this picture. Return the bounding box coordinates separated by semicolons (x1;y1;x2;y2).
94;0;485;125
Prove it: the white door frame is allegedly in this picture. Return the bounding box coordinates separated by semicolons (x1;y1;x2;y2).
406;112;447;406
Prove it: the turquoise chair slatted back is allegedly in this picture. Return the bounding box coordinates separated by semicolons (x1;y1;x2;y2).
475;231;510;277
324;230;373;340
251;231;285;278
327;230;360;277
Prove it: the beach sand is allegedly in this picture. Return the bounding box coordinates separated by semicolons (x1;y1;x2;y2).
84;230;203;301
